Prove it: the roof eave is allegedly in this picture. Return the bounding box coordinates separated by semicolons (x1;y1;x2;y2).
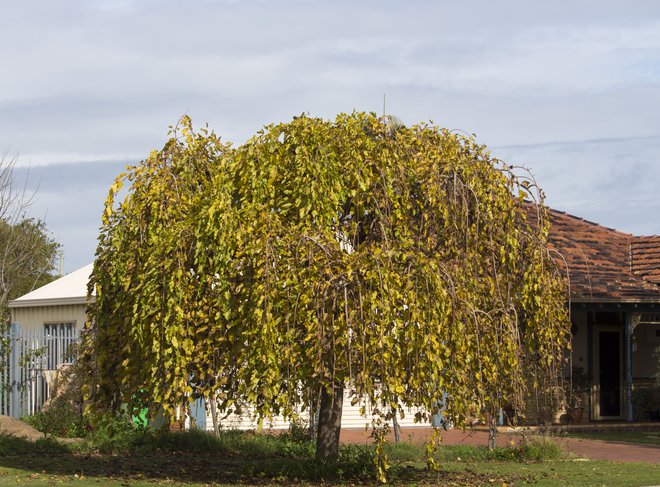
8;296;95;308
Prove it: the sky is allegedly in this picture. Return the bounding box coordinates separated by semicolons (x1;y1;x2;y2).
2;0;660;274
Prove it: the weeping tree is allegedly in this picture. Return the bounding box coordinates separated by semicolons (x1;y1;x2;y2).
81;113;569;476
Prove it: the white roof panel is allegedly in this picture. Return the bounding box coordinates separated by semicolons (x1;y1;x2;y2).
8;264;94;308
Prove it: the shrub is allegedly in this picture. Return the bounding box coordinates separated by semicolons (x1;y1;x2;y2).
632;387;657;421
21;350;87;438
515;434;565;461
86;413;148;453
330;444;375;480
283;416;313;443
22;408;85;439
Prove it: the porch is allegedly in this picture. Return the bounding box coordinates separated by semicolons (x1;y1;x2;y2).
570;304;660;423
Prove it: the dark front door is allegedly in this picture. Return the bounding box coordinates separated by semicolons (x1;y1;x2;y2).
598;331;621;417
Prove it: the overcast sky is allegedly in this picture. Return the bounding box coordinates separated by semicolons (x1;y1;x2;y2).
3;0;660;273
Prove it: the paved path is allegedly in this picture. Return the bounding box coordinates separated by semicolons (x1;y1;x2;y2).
339;427;660;464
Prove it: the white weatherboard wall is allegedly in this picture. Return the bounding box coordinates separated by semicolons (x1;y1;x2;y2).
207;389;431;431
8;264;94;333
10;304;88;334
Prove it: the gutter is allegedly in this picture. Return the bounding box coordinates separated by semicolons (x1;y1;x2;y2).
8;296;95;308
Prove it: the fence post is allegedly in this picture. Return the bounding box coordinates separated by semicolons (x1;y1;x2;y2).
9;322;20;417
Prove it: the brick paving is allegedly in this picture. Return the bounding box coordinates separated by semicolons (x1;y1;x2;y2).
339;427;660;464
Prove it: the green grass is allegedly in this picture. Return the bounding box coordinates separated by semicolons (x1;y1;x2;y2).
0;429;657;485
440;460;660;487
0;454;657;486
567;430;660;446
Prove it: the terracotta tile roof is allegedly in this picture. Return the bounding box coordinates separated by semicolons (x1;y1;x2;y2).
631;236;660;285
543;207;660;303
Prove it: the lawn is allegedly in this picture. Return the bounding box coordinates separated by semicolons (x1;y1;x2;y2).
566;429;660;446
0;431;659;486
0;453;658;486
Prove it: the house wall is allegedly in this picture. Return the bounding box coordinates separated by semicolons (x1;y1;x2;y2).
570;310;589;373
633;323;660;378
204;388;435;431
10;303;88;333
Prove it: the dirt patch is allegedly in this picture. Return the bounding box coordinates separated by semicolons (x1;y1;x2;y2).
0;416;44;441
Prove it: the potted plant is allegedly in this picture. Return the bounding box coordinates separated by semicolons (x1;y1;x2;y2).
632;387;660;421
564;366;590;423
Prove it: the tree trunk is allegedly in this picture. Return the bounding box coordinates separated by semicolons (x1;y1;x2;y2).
309;400;317;441
487;410;497;450
209;395;219;436
316;382;344;462
392;407;401;443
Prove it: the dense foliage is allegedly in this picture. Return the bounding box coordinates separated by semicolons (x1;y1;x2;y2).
0;155;60;321
0;218;59;306
82;113;569;472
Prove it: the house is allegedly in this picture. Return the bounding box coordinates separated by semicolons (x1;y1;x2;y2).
5;264;92;416
8;264;93;336
8;207;660;424
545;208;660;421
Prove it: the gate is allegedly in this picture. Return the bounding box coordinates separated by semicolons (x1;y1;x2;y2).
0;323;79;417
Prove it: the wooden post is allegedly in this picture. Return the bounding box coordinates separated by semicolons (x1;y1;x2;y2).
624;313;633;421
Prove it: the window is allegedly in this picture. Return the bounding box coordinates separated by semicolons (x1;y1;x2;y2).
43;322;76;369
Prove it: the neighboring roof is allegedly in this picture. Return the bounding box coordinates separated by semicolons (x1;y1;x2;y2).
8;264;94;308
545;208;660;303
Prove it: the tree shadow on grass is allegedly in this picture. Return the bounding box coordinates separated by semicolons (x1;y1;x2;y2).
0;435;512;485
0;450;275;484
0;436;306;484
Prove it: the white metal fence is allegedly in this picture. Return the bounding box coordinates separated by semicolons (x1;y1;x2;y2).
0;323;79;417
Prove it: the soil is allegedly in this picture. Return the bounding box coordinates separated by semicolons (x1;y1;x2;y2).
0;415;44;441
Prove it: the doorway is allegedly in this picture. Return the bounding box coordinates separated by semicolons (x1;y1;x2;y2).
594;328;623;419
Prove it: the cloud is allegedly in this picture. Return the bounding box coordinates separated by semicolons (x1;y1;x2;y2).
12;160;125;273
1;0;660;270
495;135;660;235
